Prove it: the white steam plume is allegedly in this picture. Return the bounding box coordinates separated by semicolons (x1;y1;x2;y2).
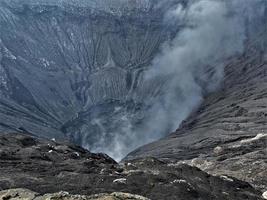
142;0;246;133
88;0;264;161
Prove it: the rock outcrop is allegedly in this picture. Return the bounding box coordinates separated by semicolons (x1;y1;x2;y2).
0;188;149;200
0;133;264;200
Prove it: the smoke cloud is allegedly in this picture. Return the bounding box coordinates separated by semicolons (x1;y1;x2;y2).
86;0;264;161
142;0;245;130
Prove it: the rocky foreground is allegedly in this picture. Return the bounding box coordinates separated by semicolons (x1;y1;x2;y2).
0;188;149;200
0;132;264;200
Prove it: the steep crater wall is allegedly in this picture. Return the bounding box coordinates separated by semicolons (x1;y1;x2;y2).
0;0;179;160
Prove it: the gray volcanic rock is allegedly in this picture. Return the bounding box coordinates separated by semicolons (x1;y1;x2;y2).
0;133;264;200
125;30;267;191
0;188;150;200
